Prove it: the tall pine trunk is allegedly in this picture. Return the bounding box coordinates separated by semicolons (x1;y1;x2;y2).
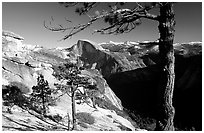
42;87;46;115
71;86;77;130
156;2;176;131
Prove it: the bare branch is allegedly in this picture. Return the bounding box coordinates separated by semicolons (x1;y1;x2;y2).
64;17;72;23
44;20;72;32
136;2;144;9
60;23;91;41
94;21;119;34
59;13;110;40
59;2;79;8
45;2;159;40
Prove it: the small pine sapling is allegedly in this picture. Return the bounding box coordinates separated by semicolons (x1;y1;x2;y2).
30;74;55;115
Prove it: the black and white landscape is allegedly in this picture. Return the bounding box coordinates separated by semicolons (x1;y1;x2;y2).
2;2;202;131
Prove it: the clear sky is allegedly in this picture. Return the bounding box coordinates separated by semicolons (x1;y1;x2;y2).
2;2;202;48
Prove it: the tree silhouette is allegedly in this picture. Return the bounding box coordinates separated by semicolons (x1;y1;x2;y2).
45;2;176;130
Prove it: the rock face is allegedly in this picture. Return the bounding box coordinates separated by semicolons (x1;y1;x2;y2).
66;40;147;78
2;58;36;93
2;31;66;94
80;69;123;110
2;31;123;110
2;31;136;131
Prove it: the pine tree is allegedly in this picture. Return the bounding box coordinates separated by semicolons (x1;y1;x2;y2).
30;74;54;115
53;63;97;130
45;2;176;130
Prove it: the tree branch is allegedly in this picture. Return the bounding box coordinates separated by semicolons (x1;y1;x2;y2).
58;12;110;40
133;12;158;20
45;2;159;40
59;2;79;8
